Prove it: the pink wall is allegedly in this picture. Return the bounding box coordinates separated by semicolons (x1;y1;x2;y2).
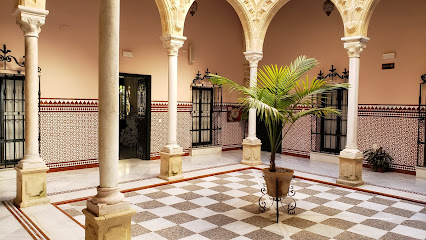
1;0;424;105
0;0;245;103
263;0;426;105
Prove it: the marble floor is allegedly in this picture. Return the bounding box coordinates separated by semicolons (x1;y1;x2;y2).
1;150;425;239
58;169;426;240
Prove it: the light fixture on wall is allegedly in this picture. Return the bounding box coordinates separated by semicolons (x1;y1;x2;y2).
189;1;198;16
323;0;335;16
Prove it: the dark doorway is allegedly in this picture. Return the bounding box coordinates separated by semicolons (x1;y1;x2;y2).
119;73;151;160
256;118;282;153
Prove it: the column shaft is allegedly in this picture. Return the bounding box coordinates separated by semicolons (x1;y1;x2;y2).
167;54;178;146
24;36;39;158
98;0;120;189
247;66;258;139
345;57;360;150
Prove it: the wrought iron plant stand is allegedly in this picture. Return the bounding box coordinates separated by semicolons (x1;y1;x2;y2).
258;175;297;223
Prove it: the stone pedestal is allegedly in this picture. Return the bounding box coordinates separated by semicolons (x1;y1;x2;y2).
158;151;184;181
83;201;135;240
336;156;364;187
241;139;262;166
14;167;50;208
416;166;426;179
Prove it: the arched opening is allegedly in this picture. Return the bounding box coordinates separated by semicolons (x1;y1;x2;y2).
262;0;346;157
182;0;246;149
357;0;426;172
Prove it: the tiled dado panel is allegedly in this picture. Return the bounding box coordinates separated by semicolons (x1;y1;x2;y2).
281;105;420;172
39;99;99;169
282;115;312;156
358;105;419;172
221;111;245;148
150;102;245;157
39;100;246;167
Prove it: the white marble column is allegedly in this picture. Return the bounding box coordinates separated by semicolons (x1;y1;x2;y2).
13;5;50;208
158;35;186;181
337;36;369;187
241;51;263;166
83;0;135;239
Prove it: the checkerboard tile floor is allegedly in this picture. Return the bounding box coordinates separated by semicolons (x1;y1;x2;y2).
58;170;426;240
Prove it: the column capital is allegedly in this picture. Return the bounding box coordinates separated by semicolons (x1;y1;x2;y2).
13;6;49;38
161;35;186;56
341;36;369;58
244;51;263;68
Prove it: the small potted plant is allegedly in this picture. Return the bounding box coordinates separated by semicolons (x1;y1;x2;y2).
364;146;393;172
210;56;347;198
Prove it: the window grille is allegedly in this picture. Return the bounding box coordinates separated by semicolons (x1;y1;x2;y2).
191;69;222;147
0;44;41;168
311;65;348;155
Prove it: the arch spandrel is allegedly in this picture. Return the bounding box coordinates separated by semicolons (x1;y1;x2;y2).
16;0;46;10
331;0;381;37
156;0;380;52
155;0;195;37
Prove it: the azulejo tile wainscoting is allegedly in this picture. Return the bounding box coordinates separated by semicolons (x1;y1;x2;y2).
283;105;421;173
39;99;420;173
39;99;246;171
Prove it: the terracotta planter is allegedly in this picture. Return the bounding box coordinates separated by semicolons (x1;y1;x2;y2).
262;168;294;198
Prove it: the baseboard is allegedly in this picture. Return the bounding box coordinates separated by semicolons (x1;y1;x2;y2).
310;152;339;164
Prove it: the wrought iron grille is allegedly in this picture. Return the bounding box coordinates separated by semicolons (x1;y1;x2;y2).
191;69;222;147
0;44;41;169
311;65;348;155
417;74;426;167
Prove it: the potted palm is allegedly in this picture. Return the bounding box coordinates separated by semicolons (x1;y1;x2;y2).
363;146;393;172
210;56;348;198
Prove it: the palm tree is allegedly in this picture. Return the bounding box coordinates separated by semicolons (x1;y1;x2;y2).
210;56;348;172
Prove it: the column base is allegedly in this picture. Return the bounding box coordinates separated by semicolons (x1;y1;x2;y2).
158;151;184;181
336;178;364;187
241;138;262;166
337;155;364;187
83;201;135;240
416;166;426;179
14;167;50;208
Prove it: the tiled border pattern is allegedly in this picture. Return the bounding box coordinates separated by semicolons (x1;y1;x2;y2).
38;99;422;173
283;105;422;172
39;99;99;169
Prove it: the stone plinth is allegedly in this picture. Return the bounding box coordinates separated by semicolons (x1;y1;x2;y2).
189;146;222;156
158;151;184;181
241;139;262;166
336;156;364;187
416;166;426;179
83;204;135;240
14;167;50;208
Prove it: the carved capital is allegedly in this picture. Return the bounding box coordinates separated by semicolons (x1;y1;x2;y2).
14;6;49;38
342;36;369;58
244;51;263;68
160;35;186;56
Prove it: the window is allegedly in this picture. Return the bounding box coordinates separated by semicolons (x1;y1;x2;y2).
0;74;26;168
311;66;348;154
191;69;222;148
